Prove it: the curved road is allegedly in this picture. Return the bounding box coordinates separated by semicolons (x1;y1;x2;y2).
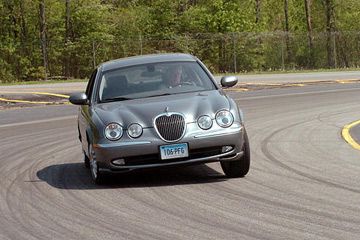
0;83;360;239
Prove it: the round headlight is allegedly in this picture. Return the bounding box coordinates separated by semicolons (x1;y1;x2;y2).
105;123;123;141
216;110;234;128
127;123;143;138
197;115;213;130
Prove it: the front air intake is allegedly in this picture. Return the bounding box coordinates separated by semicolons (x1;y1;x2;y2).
154;113;186;142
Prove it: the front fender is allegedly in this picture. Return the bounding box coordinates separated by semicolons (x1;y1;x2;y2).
227;97;244;124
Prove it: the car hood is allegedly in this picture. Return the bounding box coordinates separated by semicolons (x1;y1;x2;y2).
94;90;230;128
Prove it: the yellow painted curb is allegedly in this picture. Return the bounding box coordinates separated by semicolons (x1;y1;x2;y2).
342;119;360;151
242;79;359;87
0;91;70;105
224;88;249;92
0;91;69;98
336;79;359;84
287;83;305;87
0;97;70;105
31;92;69;98
232;88;249;92
244;83;283;86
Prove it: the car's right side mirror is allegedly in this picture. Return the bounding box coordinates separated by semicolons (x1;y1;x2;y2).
69;92;89;105
220;76;238;88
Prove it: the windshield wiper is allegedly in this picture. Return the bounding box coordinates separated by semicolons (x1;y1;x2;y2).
145;93;172;98
102;96;133;102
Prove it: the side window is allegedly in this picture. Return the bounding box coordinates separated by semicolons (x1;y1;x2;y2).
85;69;97;100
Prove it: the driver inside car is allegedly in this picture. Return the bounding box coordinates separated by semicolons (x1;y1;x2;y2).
160;65;184;88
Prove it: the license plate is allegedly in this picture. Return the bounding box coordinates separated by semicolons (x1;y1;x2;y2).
160;143;189;160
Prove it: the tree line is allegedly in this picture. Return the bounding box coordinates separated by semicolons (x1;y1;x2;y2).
1;0;359;82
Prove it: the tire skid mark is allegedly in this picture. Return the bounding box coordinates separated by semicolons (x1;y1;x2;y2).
65;167;254;239
147;180;307;239
244;177;360;222
19;142;138;239
130;182;262;239
3;140;78;239
213;180;360;231
162;179;360;238
1;86;360;239
121;189;247;239
315;104;359;129
2;141;70;239
0;128;81;237
260;119;360;194
27;142;186;239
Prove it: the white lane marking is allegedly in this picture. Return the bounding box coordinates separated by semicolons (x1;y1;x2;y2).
234;87;360;100
0;115;77;128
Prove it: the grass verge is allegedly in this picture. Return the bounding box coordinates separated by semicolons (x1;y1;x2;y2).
1;68;360;86
0;79;86;86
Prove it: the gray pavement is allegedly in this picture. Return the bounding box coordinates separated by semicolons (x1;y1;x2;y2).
0;70;359;94
225;70;360;83
0;83;360;239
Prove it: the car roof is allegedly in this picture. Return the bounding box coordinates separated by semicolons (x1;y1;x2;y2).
100;53;197;72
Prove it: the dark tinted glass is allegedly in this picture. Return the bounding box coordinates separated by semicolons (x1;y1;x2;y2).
98;62;215;101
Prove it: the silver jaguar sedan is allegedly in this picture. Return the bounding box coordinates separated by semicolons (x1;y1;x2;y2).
70;53;250;184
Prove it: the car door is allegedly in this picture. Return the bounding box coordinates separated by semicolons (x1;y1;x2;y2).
79;69;97;152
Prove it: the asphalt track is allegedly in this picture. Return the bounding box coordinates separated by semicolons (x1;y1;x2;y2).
0;83;360;239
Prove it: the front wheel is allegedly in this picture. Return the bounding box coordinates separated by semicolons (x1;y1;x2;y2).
89;144;106;184
221;129;250;178
83;151;90;168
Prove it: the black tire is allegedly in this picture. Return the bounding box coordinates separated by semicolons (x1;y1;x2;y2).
84;151;90;168
221;129;250;178
88;144;106;184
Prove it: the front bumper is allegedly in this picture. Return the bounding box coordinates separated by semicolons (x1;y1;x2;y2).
93;122;244;172
100;151;244;173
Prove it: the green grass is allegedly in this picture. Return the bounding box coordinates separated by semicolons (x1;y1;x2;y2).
1;67;360;86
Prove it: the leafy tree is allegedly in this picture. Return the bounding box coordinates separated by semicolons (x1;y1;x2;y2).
1;0;360;82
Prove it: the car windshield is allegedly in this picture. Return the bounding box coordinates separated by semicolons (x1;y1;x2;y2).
98;61;216;102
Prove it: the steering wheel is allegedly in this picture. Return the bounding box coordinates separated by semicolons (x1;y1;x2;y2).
180;81;195;86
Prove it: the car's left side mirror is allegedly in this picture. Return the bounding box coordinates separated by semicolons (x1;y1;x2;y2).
220;76;238;88
69;92;88;105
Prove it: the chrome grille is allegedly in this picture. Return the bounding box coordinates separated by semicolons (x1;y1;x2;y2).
154;113;185;142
